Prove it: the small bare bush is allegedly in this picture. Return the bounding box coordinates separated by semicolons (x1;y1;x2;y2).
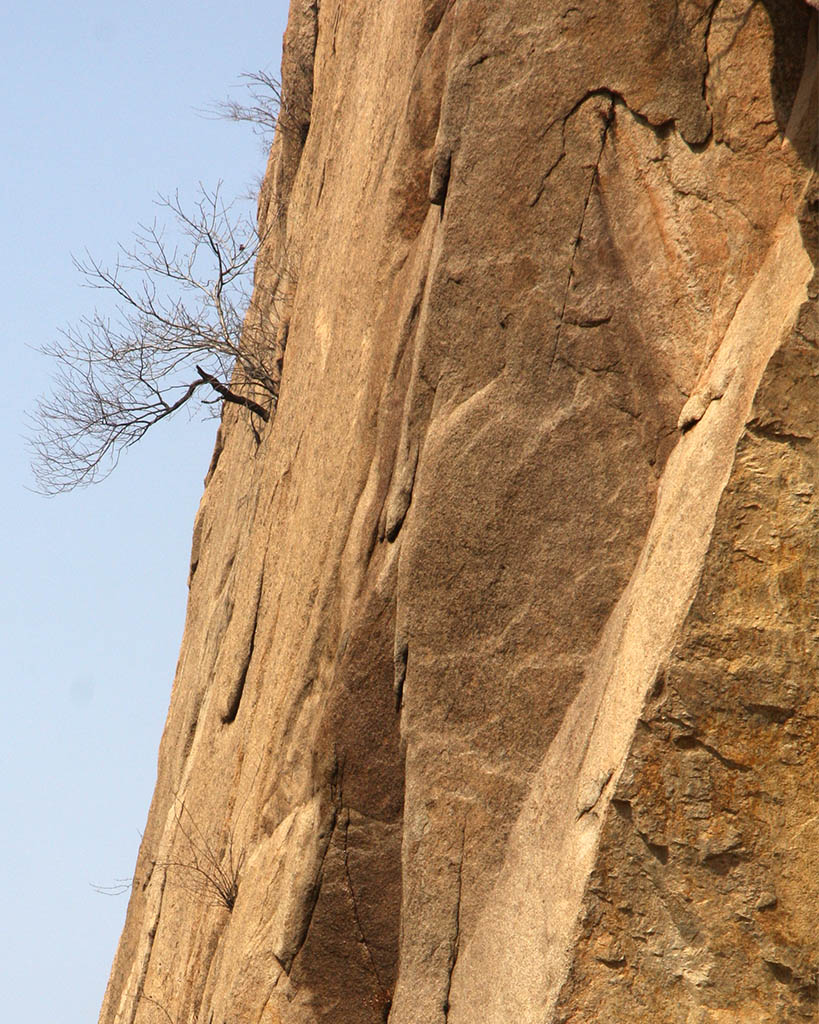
163;799;245;912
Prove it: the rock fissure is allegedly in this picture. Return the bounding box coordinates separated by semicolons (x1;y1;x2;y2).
672;732;753;772
283;805;338;975
698;0;721;138
393;633;408;709
552;86;677;152
442;825;466;1022
747;420;814;445
221;590;262;725
548;97;615;377
341;810;390;1001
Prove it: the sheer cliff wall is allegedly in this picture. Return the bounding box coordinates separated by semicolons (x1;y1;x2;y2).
99;2;819;1022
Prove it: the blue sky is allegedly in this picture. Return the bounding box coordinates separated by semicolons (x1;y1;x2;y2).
1;2;289;1020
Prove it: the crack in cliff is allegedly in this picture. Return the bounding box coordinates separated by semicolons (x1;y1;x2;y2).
331;2;341;57
221;582;262;725
528;148;566;207
385;444;418;542
393;633;408;710
414;0;455;74
307;0;320;138
747;421;813;445
547;98;615;378
698;0;721;142
535;71;712;213
285;805;338;974
647;706;755;772
442;824;466;1021
340;809;391;1004
672;731;752;772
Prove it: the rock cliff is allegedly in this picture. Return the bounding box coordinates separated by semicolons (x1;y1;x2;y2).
99;2;819;1022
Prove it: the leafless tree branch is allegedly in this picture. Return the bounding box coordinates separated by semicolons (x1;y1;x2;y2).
142;994;180;1024
205;70;304;146
29;183;292;493
90;877;134;897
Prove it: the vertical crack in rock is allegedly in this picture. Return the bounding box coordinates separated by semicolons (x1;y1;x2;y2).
548;99;615;377
342;810;390;1002
698;0;721;133
384;443;418;542
221;582;263;725
284;804;338;974
393;631;408;710
442;824;466;1022
429;149;452;208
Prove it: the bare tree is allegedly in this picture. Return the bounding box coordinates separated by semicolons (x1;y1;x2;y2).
209;69;301;146
30;184;283;493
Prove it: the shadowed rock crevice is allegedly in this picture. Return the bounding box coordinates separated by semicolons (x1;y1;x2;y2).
761;0;814;154
441;825;466;1021
549;97;615;377
221;588;262;725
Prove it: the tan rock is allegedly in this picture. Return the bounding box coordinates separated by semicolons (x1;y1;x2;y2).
98;3;819;1023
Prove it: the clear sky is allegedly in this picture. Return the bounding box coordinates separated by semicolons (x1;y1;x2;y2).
1;2;289;1020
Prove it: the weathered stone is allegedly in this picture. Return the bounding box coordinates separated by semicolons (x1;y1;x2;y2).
98;3;819;1023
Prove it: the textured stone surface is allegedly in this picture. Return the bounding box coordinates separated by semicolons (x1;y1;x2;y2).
552;323;819;1023
98;3;819;1023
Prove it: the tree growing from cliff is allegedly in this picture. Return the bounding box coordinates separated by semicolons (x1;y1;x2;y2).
209;69;291;146
30;184;281;493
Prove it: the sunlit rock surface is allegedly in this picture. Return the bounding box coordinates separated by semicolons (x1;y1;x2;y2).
99;3;819;1022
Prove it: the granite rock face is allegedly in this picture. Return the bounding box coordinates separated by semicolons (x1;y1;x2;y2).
99;3;819;1023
